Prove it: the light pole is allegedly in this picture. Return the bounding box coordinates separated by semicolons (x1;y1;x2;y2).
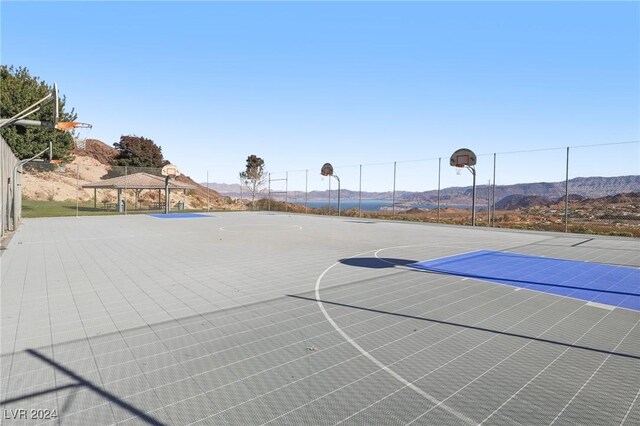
321;163;341;216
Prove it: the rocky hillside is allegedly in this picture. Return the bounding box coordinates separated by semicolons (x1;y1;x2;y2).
495;195;550;210
73;138;117;164
24;139;237;210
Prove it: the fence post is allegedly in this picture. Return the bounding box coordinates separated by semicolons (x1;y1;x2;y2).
76;164;79;217
124;166;128;215
285;171;288;213
487;179;491;224
564;146;569;232
305;169;308;214
359;165;362;217
268;172;271;211
437;157;441;224
492;153;496;227
206;170;210;212
392;161;397;216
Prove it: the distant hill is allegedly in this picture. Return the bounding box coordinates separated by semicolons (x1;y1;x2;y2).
206;182;244;193
397;176;639;206
205;175;640;208
495;195;550;210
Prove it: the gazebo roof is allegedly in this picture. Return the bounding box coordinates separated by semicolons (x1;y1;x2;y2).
82;172;194;190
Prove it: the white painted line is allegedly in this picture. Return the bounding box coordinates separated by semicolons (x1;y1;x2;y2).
315;249;476;425
585;301;615;311
549;317;640;425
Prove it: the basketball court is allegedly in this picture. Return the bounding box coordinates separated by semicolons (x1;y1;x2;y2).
1;212;638;425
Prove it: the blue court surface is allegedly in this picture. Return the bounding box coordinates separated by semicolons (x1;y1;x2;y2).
410;250;640;311
148;213;211;219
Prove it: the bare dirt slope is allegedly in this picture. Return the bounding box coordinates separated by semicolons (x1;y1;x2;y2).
23;139;239;210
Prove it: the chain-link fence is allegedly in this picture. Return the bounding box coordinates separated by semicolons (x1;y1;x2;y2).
260;142;639;236
15;141;640;237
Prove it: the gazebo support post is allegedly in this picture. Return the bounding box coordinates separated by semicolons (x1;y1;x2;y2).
80;172;192;212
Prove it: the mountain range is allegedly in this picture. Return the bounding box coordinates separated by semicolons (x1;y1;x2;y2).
203;175;639;206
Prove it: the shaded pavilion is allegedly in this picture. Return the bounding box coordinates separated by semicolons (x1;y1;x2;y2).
82;172;193;211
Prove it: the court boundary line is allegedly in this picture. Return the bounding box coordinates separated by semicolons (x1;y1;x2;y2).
314;247;477;425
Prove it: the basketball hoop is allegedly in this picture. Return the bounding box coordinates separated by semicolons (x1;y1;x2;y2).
56;121;93;150
55;121;92;131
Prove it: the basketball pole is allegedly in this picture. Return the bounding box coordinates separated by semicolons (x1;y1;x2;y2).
320;163;340;216
469;165;476;226
450;148;477;227
165;175;170;214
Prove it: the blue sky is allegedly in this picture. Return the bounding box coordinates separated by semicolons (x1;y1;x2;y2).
2;1;639;191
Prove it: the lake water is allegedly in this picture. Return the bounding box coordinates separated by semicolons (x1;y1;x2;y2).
290;199;463;211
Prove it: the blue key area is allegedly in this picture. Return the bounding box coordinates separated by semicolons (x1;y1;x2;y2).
409;250;640;311
149;213;211;219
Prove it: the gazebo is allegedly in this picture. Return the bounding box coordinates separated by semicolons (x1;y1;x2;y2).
82;172;193;211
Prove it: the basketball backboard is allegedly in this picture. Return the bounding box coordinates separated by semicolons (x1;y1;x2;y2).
162;164;181;177
321;163;334;176
450;148;477;168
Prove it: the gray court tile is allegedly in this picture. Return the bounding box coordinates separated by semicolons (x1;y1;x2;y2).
2;213;638;425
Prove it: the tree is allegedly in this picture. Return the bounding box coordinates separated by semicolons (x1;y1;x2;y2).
112;135;169;169
239;155;266;210
0;65;77;160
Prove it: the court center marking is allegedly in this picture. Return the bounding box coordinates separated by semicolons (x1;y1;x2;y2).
315;247;476;425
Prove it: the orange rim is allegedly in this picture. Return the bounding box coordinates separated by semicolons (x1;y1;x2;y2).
55;121;92;131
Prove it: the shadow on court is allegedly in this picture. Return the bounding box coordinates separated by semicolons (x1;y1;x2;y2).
1;349;167;425
288;294;640;361
340;257;417;269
